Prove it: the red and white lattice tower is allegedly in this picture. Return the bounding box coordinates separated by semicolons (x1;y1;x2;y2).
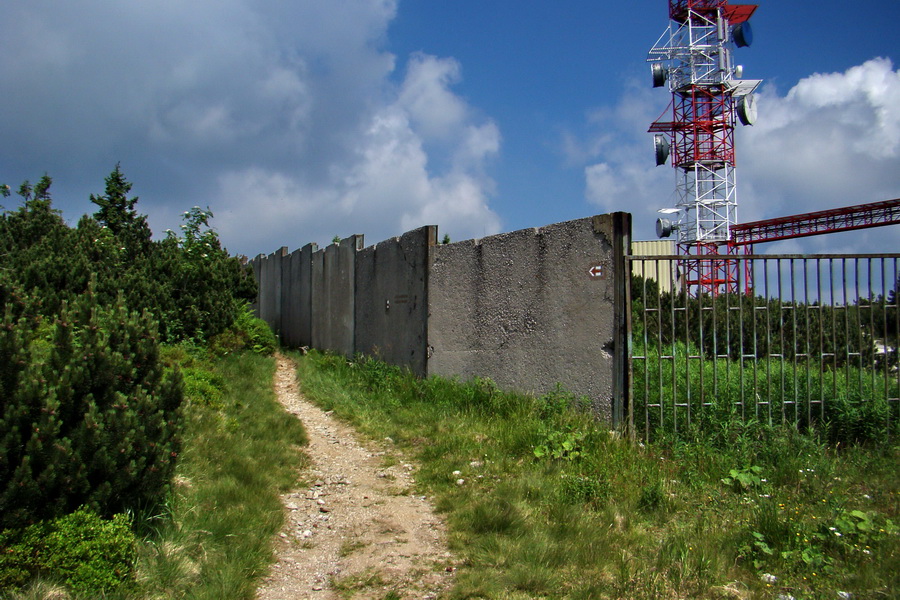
648;0;760;295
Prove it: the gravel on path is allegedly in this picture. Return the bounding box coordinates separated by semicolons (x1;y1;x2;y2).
255;354;456;600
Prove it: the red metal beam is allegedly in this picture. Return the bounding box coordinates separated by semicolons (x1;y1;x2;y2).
730;198;900;246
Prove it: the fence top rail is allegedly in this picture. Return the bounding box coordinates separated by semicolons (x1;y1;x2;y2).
627;253;900;261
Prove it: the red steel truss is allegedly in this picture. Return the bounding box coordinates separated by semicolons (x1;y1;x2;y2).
668;0;725;21
649;86;735;166
679;241;752;296
668;1;756;24
730;198;900;247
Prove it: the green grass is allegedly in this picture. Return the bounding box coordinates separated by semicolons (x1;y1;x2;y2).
134;351;309;600
632;338;900;445
296;350;899;599
3;350;309;600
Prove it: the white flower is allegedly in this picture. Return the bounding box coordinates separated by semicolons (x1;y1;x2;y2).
760;573;778;584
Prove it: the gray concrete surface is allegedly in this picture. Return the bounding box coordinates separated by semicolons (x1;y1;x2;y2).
250;213;631;423
427;215;625;419
355;226;436;376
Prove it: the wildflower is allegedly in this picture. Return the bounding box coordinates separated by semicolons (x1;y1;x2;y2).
760;573;777;584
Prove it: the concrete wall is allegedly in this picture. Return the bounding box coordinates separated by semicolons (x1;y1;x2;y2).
250;212;631;423
311;235;362;356
428;214;627;418
355;226;436;376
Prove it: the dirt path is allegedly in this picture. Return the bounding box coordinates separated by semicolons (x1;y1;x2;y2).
255;355;456;600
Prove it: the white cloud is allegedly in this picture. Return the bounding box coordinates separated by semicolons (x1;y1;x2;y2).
0;0;500;256
574;82;676;239
580;59;900;250
740;57;900;223
212;51;501;252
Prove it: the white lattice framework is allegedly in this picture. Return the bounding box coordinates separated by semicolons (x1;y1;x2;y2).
647;1;760;294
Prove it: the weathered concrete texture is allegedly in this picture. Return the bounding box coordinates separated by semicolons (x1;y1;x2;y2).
256;249;282;332
280;248;300;347
297;243;318;347
312;236;362;356
355;226;436;377
428;215;622;419
250;212;631;423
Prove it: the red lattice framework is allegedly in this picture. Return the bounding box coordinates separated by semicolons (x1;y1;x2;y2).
649;86;736;170
648;0;759;296
730;198;900;249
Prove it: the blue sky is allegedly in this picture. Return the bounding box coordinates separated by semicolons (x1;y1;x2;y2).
1;0;898;257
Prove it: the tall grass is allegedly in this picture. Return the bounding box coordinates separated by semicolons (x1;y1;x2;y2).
135;351;308;600
296;350;899;599
632;338;900;444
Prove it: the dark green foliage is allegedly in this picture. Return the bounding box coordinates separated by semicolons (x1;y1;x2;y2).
632;273;899;369
209;304;278;357
0;508;137;595
90;162;152;260
0;169;258;344
0;282;182;529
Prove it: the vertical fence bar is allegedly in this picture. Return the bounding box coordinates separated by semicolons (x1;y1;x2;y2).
763;258;772;425
882;258;900;439
830;258;838;404
853;258;863;405
739;260;746;419
868;258;878;406
790;257;799;424
810;260;825;423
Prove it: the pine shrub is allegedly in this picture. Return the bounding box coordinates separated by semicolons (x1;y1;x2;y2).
0;281;183;530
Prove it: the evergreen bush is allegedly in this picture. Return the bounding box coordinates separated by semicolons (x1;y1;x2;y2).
0;281;182;530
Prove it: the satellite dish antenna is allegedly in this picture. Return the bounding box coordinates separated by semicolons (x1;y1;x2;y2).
656;218;675;238
734;64;744;78
737;94;757;126
654;134;670;165
733;21;753;48
651;63;667;88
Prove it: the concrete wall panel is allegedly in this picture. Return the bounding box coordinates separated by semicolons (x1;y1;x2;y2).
428;215;624;419
311;235;361;356
297;243;318;347
310;247;326;350
355;226;436;376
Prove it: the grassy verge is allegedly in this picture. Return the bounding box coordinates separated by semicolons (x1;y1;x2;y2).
135;350;308;600
296;350;899;600
632;338;900;445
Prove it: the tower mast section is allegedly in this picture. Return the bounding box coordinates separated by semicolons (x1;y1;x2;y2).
648;0;760;295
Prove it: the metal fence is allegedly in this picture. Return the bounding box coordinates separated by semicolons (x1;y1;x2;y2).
626;254;900;440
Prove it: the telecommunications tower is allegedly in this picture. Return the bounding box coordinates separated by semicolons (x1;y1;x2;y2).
648;0;760;295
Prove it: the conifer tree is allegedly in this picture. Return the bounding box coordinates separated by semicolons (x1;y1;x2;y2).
89;163;151;259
